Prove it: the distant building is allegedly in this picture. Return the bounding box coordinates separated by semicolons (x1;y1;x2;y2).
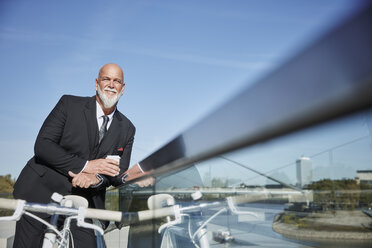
296;157;313;187
355;170;372;186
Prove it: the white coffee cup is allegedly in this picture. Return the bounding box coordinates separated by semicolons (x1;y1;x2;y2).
106;155;120;164
106;155;120;176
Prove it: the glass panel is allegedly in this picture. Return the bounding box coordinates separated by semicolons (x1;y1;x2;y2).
125;109;372;247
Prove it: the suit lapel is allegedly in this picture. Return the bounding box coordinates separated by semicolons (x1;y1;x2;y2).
83;96;99;159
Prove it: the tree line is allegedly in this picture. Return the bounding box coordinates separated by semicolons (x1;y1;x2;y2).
0;174;15;195
305;179;372;210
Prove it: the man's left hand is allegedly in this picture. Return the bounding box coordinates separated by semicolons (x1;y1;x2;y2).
135;176;155;187
68;171;100;188
123;164;155;187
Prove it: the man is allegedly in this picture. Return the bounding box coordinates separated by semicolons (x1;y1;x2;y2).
13;63;136;247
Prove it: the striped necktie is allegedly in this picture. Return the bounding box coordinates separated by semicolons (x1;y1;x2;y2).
99;115;109;143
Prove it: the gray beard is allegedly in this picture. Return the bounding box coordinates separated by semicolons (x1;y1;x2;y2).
97;86;122;109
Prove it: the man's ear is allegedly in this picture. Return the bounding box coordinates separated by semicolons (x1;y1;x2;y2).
95;78;98;91
120;83;126;96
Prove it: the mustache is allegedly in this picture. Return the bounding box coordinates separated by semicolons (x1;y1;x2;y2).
104;87;118;93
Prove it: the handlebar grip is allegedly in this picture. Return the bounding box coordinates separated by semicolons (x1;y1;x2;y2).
0;198;19;210
117;206;176;229
137;206;175;222
85;208;122;222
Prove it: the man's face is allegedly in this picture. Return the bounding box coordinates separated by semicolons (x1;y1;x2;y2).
95;64;125;109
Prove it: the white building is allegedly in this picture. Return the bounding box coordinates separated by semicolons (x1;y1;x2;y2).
296;157;313;187
356;170;372;186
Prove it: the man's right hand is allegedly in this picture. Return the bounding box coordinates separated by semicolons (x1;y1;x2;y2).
84;159;120;177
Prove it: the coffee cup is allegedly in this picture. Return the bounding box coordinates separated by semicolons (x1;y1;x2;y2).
106;155;120;164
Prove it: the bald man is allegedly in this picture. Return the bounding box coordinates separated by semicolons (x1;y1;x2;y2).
13;63;136;247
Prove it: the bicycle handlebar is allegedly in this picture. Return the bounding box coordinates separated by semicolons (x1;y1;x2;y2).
0;190;312;225
0;198;176;224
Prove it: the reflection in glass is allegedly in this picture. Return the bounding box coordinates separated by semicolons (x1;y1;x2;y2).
115;110;372;247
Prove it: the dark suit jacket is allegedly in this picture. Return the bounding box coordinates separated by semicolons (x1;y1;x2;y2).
13;95;135;213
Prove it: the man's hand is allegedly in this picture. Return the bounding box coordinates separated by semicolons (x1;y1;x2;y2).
123;164;155;187
68;171;100;188
135;177;155;187
84;159;120;177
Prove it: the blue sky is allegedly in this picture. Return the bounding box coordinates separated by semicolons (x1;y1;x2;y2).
0;0;362;178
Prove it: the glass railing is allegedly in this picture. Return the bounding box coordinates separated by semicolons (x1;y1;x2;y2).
104;3;372;247
109;111;372;247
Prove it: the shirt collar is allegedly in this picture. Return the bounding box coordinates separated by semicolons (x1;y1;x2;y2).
96;101;116;120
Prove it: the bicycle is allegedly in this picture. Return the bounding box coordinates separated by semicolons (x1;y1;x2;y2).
0;193;175;248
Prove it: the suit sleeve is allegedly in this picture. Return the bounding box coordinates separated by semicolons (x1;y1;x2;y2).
34;95;86;175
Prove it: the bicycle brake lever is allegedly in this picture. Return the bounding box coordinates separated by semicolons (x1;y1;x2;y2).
158;205;181;234
158;218;182;234
77;207;104;235
0;199;25;221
